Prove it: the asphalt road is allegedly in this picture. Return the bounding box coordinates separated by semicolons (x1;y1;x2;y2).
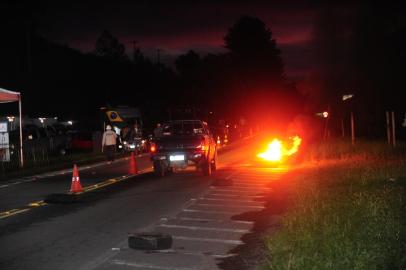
0;138;288;270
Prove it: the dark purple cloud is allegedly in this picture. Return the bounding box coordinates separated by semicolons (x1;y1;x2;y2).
30;1;344;79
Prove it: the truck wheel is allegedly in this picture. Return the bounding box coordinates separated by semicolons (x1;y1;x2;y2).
153;161;165;177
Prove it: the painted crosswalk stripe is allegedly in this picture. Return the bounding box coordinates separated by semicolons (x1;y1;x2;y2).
158;224;250;233
173;236;243;245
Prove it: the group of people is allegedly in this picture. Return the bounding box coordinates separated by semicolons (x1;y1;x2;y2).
102;123;161;162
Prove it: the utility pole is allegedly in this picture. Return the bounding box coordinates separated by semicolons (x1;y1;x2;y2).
386;110;397;147
386;111;391;145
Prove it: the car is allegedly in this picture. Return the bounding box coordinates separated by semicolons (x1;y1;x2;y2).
68;130;93;151
9;124;71;156
150;120;217;177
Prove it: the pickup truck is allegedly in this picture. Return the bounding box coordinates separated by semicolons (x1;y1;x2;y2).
150;120;217;177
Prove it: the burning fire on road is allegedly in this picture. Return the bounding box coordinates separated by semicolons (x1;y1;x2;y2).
257;136;302;162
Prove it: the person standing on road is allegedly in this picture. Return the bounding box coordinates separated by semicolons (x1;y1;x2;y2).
153;123;163;138
102;125;117;162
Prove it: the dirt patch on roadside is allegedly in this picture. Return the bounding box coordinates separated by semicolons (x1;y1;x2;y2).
218;179;293;270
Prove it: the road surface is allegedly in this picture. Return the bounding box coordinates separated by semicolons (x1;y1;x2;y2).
0;138;288;270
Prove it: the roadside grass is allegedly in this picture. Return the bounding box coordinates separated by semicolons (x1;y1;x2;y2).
263;140;406;270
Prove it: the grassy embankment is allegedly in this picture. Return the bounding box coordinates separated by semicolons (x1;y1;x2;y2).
263;140;406;270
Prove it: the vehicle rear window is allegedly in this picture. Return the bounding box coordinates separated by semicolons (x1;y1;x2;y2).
163;121;205;136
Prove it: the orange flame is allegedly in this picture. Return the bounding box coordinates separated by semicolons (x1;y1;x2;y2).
257;136;302;162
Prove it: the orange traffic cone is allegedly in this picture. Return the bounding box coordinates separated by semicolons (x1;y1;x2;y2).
70;164;83;193
129;152;138;175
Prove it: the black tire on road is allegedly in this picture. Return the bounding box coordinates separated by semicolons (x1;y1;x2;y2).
128;233;173;250
153;161;166;177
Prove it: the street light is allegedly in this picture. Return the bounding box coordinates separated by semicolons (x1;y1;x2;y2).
38;117;46;127
7;116;15;131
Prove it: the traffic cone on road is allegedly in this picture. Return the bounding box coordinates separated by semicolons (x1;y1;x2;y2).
70;164;83;193
129;152;138;175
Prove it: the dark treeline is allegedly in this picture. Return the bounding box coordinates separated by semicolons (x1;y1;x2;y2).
1;2;405;139
307;2;406;138
1;11;300;133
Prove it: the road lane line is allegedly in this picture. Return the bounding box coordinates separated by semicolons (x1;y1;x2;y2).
231;183;268;187
207;193;263;198
0;208;30;219
111;260;191;270
173;236;243;245
175;217;254;224
0;170;152;220
182;209;239;215
195;203;265;210
210;186;270;192
199;197;262;203
157;224;250;233
28;200;47;207
152;249;239;258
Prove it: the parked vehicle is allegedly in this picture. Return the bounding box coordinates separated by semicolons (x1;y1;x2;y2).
68;130;93;151
150;120;217;177
13;124;70;155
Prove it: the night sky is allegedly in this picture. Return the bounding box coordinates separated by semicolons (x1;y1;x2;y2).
26;1;349;80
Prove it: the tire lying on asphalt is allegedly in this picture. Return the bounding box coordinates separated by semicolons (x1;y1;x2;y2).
128;233;173;250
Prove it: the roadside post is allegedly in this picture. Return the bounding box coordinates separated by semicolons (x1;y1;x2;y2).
386;111;391;145
351;112;355;145
391;111;396;147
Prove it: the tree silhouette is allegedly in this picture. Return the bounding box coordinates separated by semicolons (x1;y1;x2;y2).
175;50;201;76
224;16;284;81
222;16;290;126
95;30;128;61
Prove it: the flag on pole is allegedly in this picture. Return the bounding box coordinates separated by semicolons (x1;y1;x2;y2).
106;111;124;122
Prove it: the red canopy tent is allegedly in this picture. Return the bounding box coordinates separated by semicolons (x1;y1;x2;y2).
0;87;24;167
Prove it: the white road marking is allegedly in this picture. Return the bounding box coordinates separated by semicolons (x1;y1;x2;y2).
199;197;262;203
173;236;244;245
231;182;268;186
210;186;270;192
152;249;239;259
207;193;264;198
111;260;192;270
158;224;250;233
182;209;239;215
175;217;254;225
195;203;265;210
